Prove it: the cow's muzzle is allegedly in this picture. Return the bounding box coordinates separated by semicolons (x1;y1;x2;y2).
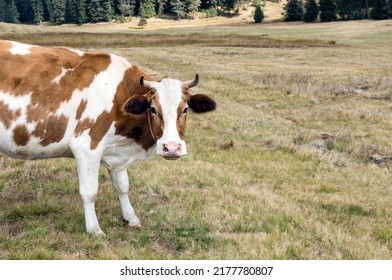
162;141;182;160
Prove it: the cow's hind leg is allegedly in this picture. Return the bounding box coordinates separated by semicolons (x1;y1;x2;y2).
109;169;141;229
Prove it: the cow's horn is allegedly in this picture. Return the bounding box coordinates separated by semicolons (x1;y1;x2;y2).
186;74;199;88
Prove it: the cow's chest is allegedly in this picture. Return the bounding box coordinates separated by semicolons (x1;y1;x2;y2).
101;138;155;171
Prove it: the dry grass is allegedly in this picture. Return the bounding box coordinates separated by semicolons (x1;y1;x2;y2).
0;32;336;49
1;19;392;260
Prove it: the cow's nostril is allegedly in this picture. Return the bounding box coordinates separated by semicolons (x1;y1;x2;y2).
162;142;182;158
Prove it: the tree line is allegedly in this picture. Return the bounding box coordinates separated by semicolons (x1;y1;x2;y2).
0;0;245;24
283;0;392;22
1;0;391;25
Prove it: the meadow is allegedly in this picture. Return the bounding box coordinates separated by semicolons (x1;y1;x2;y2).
0;19;392;259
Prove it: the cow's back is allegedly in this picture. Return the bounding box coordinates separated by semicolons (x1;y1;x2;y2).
0;40;121;159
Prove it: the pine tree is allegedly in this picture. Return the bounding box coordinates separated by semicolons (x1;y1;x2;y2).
0;0;6;22
303;0;318;22
86;0;103;23
253;4;264;23
30;0;45;23
141;0;156;18
157;0;167;17
138;1;147;27
2;0;19;23
117;0;132;18
283;0;304;22
64;0;87;23
129;0;136;16
74;0;87;24
102;0;114;21
185;0;201;16
171;0;186;18
65;0;73;22
319;0;337;22
13;0;28;22
48;0;66;24
370;0;389;19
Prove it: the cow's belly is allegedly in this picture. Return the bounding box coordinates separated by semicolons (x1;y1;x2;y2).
0;127;73;160
0;115;76;160
0;90;81;160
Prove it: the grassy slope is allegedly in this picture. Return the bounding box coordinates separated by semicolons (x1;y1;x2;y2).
0;18;392;259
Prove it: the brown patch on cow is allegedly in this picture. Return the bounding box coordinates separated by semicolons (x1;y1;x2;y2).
26;104;44;123
0;40;12;51
32;114;69;146
148;93;164;141
76;100;87;120
70;53;111;92
89;111;114;150
0;40;112;147
116;65;153;105
176;95;189;140
181;84;190;94
13;125;30;146
74;118;94;137
113;66;159;150
11;77;24;90
0;100;21;129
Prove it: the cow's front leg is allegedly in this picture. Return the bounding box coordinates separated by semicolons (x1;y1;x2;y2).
73;152;105;236
109;169;141;228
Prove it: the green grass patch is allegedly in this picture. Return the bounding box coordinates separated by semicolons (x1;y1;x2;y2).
152;217;217;254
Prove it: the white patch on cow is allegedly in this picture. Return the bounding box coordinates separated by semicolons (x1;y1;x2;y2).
0;91;31;114
68;48;85;56
51;54;129;157
0;91;32;157
78;54;130;120
150;78;187;157
101;125;155;171
8;41;32;55
52;67;71;84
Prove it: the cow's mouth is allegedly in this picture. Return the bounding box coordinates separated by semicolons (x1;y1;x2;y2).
162;155;181;160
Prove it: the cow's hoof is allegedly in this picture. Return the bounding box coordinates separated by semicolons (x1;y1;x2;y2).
96;231;107;237
89;228;106;237
132;223;143;230
123;218;142;230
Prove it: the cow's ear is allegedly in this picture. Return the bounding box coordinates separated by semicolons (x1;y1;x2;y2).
188;94;216;113
123;95;150;115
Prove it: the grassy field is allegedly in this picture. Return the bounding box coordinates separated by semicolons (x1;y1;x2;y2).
0;19;392;259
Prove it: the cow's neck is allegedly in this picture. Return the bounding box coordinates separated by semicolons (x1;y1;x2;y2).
113;67;156;151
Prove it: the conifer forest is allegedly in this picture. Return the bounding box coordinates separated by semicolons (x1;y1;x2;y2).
1;0;391;25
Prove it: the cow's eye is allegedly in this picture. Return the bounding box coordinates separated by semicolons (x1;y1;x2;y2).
150;107;158;115
182;107;189;115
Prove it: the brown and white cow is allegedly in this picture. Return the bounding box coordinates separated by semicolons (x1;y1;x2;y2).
0;40;216;235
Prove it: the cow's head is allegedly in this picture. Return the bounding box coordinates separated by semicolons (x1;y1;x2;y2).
123;74;216;160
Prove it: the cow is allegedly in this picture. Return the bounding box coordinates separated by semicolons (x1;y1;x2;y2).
0;40;216;236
